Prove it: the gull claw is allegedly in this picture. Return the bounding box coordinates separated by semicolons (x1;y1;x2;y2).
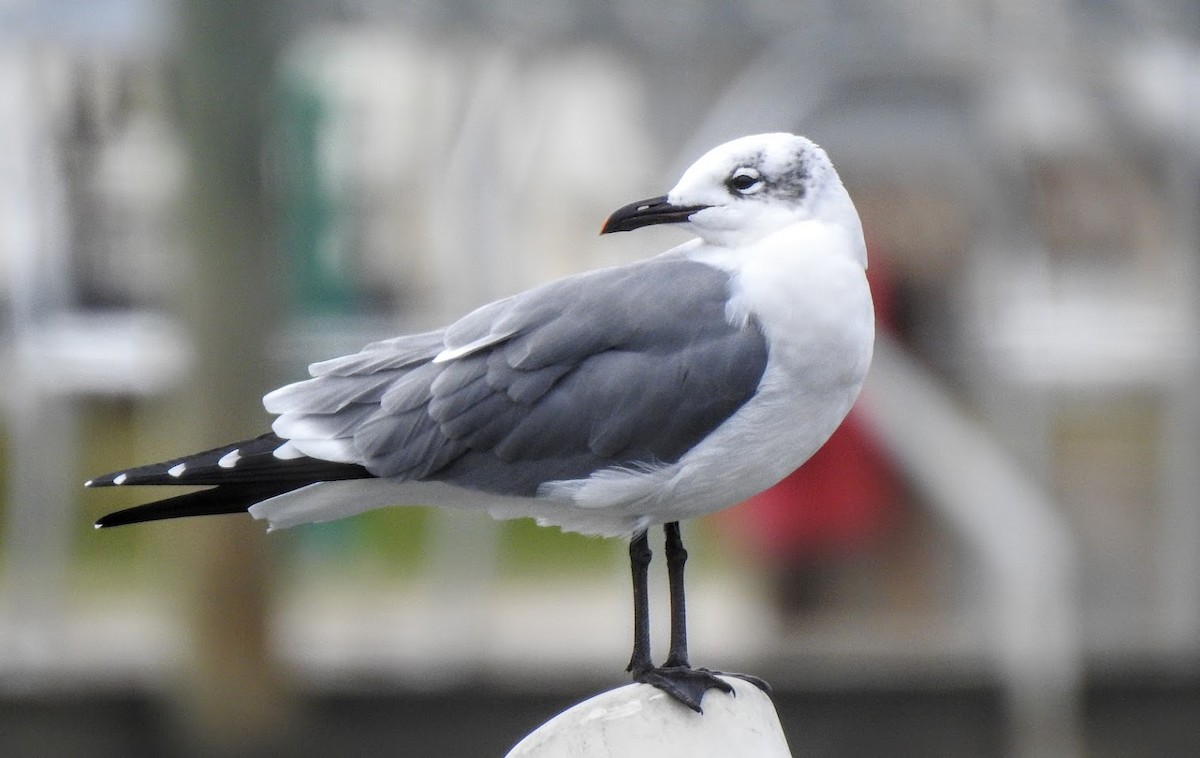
703;669;772;695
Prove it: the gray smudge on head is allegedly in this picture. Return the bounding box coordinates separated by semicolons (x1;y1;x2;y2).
726;145;812;202
770;153;812;201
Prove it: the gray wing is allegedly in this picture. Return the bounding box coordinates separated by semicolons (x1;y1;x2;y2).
268;256;769;497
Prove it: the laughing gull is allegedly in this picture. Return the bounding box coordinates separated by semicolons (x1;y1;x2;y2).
88;132;874;712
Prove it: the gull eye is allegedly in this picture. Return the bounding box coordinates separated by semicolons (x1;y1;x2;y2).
727;167;763;195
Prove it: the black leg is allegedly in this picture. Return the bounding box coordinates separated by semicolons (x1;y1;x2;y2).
663;521;690;668
626;530;653;675
626;522;735;713
665;522;773;698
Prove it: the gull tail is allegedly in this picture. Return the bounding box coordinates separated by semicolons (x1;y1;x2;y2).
88;432;374;528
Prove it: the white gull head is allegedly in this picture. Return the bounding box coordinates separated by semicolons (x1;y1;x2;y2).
603;133;866;266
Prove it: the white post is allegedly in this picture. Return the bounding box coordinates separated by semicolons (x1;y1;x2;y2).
506;678;791;758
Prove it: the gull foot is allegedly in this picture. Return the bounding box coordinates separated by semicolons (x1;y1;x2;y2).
631;666;735;713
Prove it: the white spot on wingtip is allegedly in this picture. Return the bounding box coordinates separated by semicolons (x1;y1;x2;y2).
93;523;103;530
168;463;187;478
113;473;128;485
84;479;94;487
218;449;241;468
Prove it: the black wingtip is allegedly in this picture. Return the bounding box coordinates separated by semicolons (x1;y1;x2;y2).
91;484;291;529
86;434;375;528
93;499;220;529
93;508;159;529
84;475;115;488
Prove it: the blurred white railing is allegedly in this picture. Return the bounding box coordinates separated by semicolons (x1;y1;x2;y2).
862;332;1083;758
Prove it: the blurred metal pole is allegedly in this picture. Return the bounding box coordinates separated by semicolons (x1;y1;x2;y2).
170;0;290;753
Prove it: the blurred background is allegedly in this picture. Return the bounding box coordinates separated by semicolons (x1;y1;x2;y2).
2;0;1199;756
